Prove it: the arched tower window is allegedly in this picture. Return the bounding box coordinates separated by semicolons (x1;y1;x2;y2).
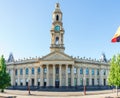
56;15;59;21
55;37;59;45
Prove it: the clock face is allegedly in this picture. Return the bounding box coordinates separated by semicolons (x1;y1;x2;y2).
54;25;60;32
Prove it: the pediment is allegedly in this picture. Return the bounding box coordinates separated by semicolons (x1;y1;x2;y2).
42;52;73;61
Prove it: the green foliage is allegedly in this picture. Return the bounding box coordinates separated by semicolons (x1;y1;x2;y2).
108;54;120;86
0;55;11;92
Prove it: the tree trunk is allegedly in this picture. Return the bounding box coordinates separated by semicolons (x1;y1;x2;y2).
116;86;118;96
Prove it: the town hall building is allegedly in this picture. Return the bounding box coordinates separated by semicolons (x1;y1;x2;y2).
6;3;110;90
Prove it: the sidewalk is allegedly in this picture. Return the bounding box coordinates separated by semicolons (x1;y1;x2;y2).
0;89;119;98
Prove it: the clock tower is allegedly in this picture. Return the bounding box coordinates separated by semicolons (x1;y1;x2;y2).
50;3;65;53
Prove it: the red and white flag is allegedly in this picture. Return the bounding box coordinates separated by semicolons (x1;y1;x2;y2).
111;26;120;43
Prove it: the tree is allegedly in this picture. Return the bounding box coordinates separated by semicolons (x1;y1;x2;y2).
0;55;11;92
108;54;120;96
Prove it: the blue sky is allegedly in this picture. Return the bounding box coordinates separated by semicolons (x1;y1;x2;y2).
0;0;120;60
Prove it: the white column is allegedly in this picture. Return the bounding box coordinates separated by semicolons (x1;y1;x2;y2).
23;68;25;86
77;67;80;86
94;69;97;86
47;65;49;87
18;69;20;86
83;67;86;86
66;64;68;87
40;65;43;87
71;65;74;86
28;68;31;86
59;64;62;87
89;68;92;86
100;69;103;86
35;67;37;86
53;64;55;87
11;68;15;86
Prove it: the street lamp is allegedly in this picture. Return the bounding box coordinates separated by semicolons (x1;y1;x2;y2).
83;75;86;95
28;78;31;95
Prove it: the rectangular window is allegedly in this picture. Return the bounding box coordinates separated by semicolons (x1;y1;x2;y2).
97;78;99;85
74;68;77;74
38;67;40;74
68;78;71;86
44;67;47;74
15;69;17;75
86;78;89;86
80;68;83;74
74;78;77;86
103;69;106;75
56;67;59;74
92;78;94;86
80;78;83;86
92;69;94;75
20;69;23;75
68;67;71;74
97;69;99;75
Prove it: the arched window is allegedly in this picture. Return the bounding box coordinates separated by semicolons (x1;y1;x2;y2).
55;37;59;45
80;68;83;74
56;15;59;21
32;68;34;75
26;68;29;75
86;68;89;75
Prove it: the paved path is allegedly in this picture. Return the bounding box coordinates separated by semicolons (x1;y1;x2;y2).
0;89;120;98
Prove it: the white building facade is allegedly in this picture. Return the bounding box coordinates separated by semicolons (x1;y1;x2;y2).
6;3;110;90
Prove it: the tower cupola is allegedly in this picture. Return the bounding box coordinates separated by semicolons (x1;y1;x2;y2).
50;3;65;53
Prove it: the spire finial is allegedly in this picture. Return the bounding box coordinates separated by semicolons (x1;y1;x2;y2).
55;3;60;9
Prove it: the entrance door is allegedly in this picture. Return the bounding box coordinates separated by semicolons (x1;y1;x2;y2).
55;80;59;88
31;78;34;86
